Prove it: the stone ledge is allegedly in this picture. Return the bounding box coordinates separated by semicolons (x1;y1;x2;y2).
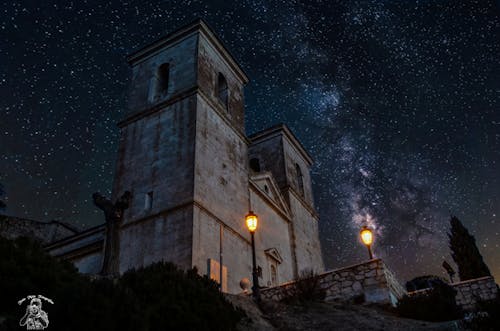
260;259;406;307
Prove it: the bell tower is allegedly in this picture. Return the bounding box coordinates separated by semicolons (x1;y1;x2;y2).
111;20;250;281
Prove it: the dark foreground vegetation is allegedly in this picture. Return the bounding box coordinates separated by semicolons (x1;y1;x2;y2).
0;236;243;331
397;281;463;322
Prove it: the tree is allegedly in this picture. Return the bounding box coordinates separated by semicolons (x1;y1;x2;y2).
0;236;243;331
0;183;6;211
397;280;462;321
449;216;491;281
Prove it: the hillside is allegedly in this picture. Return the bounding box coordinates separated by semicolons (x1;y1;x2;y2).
229;295;461;331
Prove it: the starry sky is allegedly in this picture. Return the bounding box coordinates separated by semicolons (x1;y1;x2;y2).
1;0;499;282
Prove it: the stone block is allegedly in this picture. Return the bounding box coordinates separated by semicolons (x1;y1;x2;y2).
364;277;379;286
342;280;353;287
355;274;365;280
352;281;362;292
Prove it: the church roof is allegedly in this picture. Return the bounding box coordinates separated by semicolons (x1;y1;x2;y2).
0;215;80;245
249;172;291;218
249;124;314;165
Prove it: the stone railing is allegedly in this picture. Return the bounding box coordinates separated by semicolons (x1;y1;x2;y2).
452;276;498;311
406;276;498;312
260;259;406;306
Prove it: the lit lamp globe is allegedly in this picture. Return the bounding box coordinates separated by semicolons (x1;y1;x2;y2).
245;211;258;233
360;226;374;260
245;210;260;301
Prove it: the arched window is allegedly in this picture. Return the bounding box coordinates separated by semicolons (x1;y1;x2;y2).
149;63;169;102
295;163;304;197
249;158;260;172
217;72;228;109
156;63;170;95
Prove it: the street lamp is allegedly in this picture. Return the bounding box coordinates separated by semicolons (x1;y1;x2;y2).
245;211;260;301
360;226;374;260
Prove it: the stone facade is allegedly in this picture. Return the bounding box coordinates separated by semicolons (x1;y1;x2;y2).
260;259;406;306
45;20;324;294
452;276;498;311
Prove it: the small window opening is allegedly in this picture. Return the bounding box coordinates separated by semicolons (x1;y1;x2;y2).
145;191;153;211
295;163;304;197
157;63;170;94
249;158;261;172
264;185;269;193
217;72;228;109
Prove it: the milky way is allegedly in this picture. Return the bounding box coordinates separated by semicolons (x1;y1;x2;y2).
1;0;499;282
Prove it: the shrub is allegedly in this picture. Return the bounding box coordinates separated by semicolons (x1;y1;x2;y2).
396;281;462;322
281;269;325;303
405;275;449;292
463;294;500;331
0;236;243;331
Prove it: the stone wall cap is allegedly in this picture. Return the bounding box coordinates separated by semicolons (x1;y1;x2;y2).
324;259;383;275
44;223;105;249
451;276;496;286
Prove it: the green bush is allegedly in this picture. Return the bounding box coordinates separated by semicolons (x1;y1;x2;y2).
396;281;462;322
0;236;243;331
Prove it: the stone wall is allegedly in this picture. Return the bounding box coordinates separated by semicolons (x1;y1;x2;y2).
452;276;498;311
260;259;406;306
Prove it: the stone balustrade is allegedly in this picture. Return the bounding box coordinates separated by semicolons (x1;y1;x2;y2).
260;259;498;313
260;259;406;306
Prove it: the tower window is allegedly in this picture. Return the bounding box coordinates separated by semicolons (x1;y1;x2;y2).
217;72;228;109
149;63;170;102
156;63;170;95
295;163;304;197
249;158;260;172
145;191;153;211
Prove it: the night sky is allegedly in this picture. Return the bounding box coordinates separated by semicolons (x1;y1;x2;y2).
1;0;499;282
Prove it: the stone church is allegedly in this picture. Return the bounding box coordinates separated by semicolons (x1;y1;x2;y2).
45;20;324;293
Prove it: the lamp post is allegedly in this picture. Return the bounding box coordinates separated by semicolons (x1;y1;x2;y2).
360;226;374;260
245;210;260;301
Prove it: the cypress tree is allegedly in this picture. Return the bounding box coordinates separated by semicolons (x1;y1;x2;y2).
0;183;5;211
448;216;491;281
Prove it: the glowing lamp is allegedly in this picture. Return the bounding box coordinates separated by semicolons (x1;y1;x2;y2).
245;210;260;301
360;227;373;246
245;211;258;233
360;226;374;260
